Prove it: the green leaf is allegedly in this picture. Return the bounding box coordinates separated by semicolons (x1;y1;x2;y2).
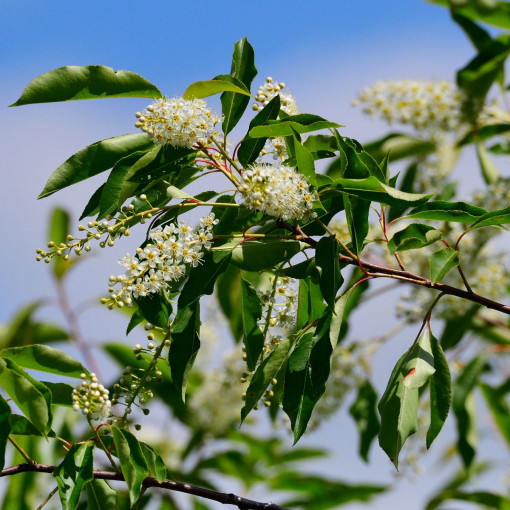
183;79;251;100
126;307;145;336
430;0;510;30
241;337;294;421
240;278;265;372
458;123;510;146
248;114;341;138
426;333;452;448
330;176;432;208
0;344;87;378
283;312;335;444
457;34;510;123
178;250;232;308
111;426;149;505
344;194;370;255
140;442;167;483
363;133;436;164
0;358;52;435
349;381;380;462
85;480;119;510
38;134;153;199
294;134;317;187
220;37;258;135
133;293;171;329
315;236;343;307
427;490;510;509
334;133;386;182
452;11;493;51
42;381;74;406
213;239;305;272
387;224;442;255
480;382;510;448
53;442;94;510
428;247;460;284
470;204;510;230
170;301;201;401
476;142;501;184
216;264;243;341
407;200;487;223
378;329;436;468
453;355;487;467
98;147;160;218
11;65;162;106
0;395;11;471
276;258;317;279
8;414;43;436
49;207;74;280
238;95;281;167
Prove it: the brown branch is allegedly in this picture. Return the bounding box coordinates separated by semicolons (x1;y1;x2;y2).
277;220;510;316
1;463;290;510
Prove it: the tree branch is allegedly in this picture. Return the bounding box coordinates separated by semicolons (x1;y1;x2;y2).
278;220;510;316
0;463;290;510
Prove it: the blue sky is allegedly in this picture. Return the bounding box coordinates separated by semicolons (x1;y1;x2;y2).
2;1;506;508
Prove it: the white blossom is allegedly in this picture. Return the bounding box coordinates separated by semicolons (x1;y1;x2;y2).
72;373;111;422
135;97;221;148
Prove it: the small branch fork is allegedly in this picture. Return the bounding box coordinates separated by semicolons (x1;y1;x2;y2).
277;221;510;316
1;463;290;510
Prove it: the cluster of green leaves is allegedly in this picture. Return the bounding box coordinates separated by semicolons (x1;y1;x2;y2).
5;1;510;507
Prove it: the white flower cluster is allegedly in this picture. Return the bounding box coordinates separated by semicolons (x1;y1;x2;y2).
238;163;317;221
106;214;218;307
72;373;111;422
252;77;299;116
135;97;221;148
354;80;463;134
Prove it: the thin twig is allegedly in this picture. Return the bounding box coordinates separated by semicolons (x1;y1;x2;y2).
1;463;290;510
36;486;58;510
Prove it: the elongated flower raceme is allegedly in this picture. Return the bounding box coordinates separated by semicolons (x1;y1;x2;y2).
238;163;317;221
135;97;221;147
72;373;112;422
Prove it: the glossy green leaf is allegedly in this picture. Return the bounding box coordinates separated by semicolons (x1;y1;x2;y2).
407;200;487;223
0;358;52;435
479;382;510;448
276;258;317;280
85;480;119;510
238;95;281;167
0;344;87;378
248;114;341;138
170;301;201;401
183;79;251;100
98;147;161;218
344;194;370;255
453;355;487;467
430;0;510;30
241;337;294;421
38;134;153;199
213;239;305;272
126;307;145;336
111;426;149;505
283;310;336;444
458;123;510;146
42;381;74;406
53;442;94;510
140;442;167;483
427;333;452;448
220;37;258;135
8;414;43;436
178;250;232;308
294;134;317;187
452;11;493;51
240;278;264;372
216;264;243;341
134;293;171;329
387;223;442;255
387;162;419;222
334;133;387;182
315;236;343;307
476;142;501;184
428;247;460;284
0;395;11;471
11;65;162;106
470;205;510;230
330;176;432;208
349;381;380;462
378;329;435;468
